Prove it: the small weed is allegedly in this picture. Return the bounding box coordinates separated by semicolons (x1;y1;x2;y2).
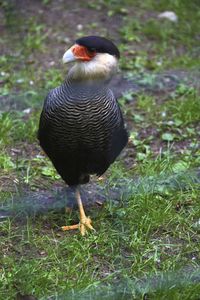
22;19;46;54
143;19;176;42
164;88;200;125
0;112;14;146
120;18;141;42
0;111;39;146
43;68;65;90
0;152;15;170
136;94;156;112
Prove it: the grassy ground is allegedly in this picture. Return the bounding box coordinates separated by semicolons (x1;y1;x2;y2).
0;0;200;299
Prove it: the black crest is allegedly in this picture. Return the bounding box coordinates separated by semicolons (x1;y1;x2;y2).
75;36;120;59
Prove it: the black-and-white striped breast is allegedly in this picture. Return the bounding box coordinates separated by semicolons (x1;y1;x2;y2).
39;83;123;155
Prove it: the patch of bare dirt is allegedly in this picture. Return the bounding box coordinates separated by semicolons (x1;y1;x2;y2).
0;0;123;69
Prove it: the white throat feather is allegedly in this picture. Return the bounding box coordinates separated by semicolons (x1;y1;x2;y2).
68;53;118;81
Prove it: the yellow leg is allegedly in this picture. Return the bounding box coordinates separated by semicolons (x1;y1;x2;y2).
62;187;95;235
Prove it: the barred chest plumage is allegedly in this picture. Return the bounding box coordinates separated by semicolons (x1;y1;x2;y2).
40;80;123;153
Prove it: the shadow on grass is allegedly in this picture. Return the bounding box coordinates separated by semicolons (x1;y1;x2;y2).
42;267;200;299
1;168;200;221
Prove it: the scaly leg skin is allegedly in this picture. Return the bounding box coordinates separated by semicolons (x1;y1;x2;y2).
62;187;95;236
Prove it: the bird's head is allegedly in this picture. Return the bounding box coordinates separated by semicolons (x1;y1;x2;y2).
62;36;120;81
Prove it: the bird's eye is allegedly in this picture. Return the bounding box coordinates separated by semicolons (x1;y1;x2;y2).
87;47;96;53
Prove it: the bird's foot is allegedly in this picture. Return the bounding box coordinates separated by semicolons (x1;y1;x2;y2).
79;216;95;236
62;216;95;236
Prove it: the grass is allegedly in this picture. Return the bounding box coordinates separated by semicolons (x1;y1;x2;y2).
0;1;200;299
117;0;200;71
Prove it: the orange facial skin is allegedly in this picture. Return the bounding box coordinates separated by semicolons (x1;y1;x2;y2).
72;44;96;61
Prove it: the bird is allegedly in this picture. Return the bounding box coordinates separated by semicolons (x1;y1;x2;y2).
38;36;128;235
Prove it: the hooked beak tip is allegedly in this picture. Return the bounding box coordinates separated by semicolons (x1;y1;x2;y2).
62;48;76;64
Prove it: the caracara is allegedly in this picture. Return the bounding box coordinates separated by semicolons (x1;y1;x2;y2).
38;36;128;235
